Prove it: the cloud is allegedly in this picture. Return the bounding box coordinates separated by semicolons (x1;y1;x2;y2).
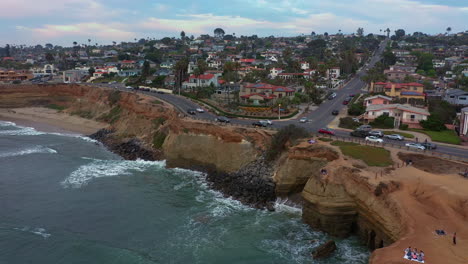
17;22;135;42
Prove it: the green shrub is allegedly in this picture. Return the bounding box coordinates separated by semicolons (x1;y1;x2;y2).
339;117;360;129
46;104;66;111
318;137;333;142
419;114;446;131
399;124;409;130
348;103;365;116
266;124;310;161
108;90;121;106
152;131;167;149
370;113;395;129
98;106;122;124
71;110;94;119
152;117;166;129
331;141;393;167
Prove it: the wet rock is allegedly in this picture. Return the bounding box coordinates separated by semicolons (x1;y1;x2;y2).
312;240;337;259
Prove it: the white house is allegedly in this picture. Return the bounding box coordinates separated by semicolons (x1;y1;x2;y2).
364;104;429;128
300;62;310;70
326;67;341;79
269;68;283;78
182;73;219;89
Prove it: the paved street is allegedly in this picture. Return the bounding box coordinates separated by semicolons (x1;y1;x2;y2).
85;39;467;159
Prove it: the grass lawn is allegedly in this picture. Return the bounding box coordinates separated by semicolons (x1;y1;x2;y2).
318;137;333;142
383;130;414;138
331;141;393;167
410;129;461;145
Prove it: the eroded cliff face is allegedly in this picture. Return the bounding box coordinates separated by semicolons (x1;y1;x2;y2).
301;166;402;250
274;143;339;196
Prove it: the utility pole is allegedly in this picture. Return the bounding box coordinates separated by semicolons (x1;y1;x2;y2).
278;104;281;120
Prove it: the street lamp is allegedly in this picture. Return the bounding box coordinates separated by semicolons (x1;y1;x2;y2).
278;104;281;120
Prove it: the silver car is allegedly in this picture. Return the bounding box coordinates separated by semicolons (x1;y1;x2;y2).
405;143;425;150
384;134;404;141
299;117;308;123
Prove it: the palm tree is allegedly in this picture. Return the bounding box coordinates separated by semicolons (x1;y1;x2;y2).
446;27;452;35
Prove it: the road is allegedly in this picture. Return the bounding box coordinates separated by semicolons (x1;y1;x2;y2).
85;39;468;159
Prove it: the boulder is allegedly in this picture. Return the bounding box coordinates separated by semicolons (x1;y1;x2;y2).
312;240;337;259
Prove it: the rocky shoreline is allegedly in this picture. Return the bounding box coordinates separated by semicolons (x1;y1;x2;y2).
89;128;277;210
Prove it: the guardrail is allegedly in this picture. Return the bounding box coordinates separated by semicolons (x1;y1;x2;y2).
317;134;468;163
186;116;280;131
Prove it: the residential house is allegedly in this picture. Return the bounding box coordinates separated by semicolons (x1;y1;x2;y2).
269;68;283;78
444;89;468;106
120;60;136;69
363;104;429;128
208;60;223;69
63;69;87;83
182;73;219;89
459;107;468;137
363;95;392;107
300;62;310;70
370;82;425;102
104;50;118;57
0;70;33;82
160;60;175;69
32;64;56;77
239;83;295;105
384;70;415;81
326;67;340;79
432;59;446;68
118;69;141;77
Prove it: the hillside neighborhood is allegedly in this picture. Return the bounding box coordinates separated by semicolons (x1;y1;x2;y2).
1;28;468;145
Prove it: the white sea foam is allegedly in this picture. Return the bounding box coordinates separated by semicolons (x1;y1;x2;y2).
0;146;57;158
62;158;166;188
14;226;51;239
0;126;45;136
273;198;303;215
0;121;16;127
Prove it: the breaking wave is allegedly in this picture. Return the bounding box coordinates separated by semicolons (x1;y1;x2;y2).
0;145;57;158
62;158;166;188
14;226;51;239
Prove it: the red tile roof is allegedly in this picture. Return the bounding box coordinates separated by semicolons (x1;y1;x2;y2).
240;93;277;99
240;59;256;63
189;73;215;80
243;83;295;92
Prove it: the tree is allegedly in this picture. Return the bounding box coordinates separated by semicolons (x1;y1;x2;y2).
214;28;225;39
45;43;53;49
180;31;186;40
161;37;172;45
45;52;54;63
420;114;446;131
324;32;329;38
385;28;391;38
173;58;189;93
5;44;10;57
382;49;397;65
141;60;151;78
88;67;95;76
357;27;364;37
394;29;406;40
446;27;452;35
311;31;316;37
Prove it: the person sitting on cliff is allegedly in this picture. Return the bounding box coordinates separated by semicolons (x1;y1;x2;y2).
412;251;418;260
405;246;411;254
405;247;412;258
320;169;328;175
418;250;424;261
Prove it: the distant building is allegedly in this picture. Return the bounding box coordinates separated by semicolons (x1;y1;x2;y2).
460;107;468;137
444;89;468;106
363;95;392;107
239;83;295;105
182;73;219;89
364;104;429;128
63;70;87;83
370;82;425;102
118;69;141;77
326;67;340;79
0;70;33;82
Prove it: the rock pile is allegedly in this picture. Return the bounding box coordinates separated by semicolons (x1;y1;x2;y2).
312;240;337;259
206;155;276;210
89;129;159;161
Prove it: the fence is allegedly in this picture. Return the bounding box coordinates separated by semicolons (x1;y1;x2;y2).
317;134;468;163
186;116;280;132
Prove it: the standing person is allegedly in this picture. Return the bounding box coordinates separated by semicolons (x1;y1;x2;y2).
453;232;457;245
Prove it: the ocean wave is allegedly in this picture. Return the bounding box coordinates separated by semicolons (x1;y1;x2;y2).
14;226;51;239
0;126;45;136
62;158;166;188
0;145;57;158
0;121;17;127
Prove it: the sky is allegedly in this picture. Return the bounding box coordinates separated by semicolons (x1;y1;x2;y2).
1;0;467;46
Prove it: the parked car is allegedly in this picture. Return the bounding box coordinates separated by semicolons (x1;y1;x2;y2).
263;120;273;125
349;94;355;97
420;142;437;149
299;117;308;123
157;91;165;94
365;136;383;143
350;130;368;138
352;117;360;123
328;93;337;100
252;121;267;127
196;108;205;113
332;110;339;115
126;86;133;89
384;134;404;141
405;143;425;150
215;116;230;123
357;125;372;132
342;99;350;105
318;128;335;135
368;130;384;138
187;109;196;115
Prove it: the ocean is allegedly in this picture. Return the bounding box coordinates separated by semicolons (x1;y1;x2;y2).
0;120;369;264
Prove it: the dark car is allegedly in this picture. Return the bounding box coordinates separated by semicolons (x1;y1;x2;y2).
332;110;339;115
368;130;384;138
328;92;337;100
215;116;230;123
420;142;437;149
187;109;196;115
350;130;368;138
252;121;267;127
342;99;350;105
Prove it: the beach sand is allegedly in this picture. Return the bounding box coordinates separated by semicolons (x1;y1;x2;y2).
0;107;107;135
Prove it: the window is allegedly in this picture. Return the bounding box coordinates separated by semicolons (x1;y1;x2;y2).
368;100;372;104
460;97;467;101
410;115;415;119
